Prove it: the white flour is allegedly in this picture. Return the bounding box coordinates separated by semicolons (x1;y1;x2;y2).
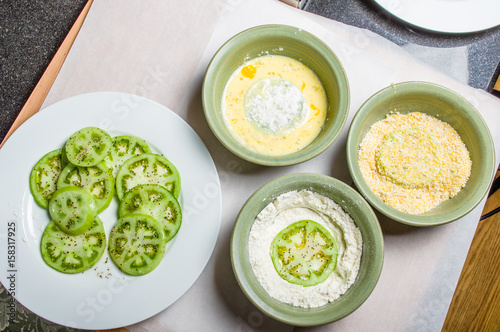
245;78;307;134
248;190;363;308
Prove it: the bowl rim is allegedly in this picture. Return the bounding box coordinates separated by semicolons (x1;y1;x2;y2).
202;24;350;166
230;172;384;326
346;81;496;226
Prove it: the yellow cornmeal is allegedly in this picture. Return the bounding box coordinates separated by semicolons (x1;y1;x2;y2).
358;112;472;215
222;55;327;156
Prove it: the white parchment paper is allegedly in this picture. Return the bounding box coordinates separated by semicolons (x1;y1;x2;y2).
42;0;500;331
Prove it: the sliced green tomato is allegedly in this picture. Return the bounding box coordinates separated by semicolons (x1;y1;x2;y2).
376;128;442;188
29;149;69;208
57;162;114;213
115;153;180;201
65;127;112;167
108;214;166;276
48;186;98;235
270;220;338;287
104;135;151;177
119;184;182;243
41;217;106;274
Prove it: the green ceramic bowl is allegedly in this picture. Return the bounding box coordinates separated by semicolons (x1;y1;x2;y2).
346;81;496;226
230;173;383;326
202;25;350;166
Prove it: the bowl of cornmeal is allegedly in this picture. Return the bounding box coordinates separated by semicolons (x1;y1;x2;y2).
231;173;384;326
346;81;496;226
202;24;349;166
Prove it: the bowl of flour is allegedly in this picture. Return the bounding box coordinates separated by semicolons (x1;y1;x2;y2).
230;173;383;326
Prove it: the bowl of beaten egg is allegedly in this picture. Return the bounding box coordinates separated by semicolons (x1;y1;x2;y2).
231;173;384;326
346;81;496;226
202;25;349;166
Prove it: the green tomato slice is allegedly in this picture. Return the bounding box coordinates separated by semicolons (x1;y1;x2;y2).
48;186;98;235
41;217;106;274
119;184;182;243
270;220;338;287
376;128;442;188
65;127;112;167
57;162;114;213
104;135;152;177
115;153;180;201
29;148;69;208
108;214;166;276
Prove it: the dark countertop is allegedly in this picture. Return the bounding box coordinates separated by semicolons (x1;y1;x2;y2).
0;0;88;144
0;3;88;332
0;1;498;331
301;0;500;92
304;0;500;92
1;0;499;144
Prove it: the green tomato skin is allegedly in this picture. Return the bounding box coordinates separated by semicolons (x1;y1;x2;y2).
48;186;98;236
104;135;152;178
41;217;106;274
119;184;182;243
108;213;166;276
65;127;112;167
271;220;338;287
30;149;66;208
115;153;181;201
57;161;114;213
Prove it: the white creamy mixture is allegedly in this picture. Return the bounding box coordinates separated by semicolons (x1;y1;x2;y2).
248;190;363;308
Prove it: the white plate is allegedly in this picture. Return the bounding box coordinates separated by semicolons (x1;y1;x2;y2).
373;0;500;33
0;92;221;330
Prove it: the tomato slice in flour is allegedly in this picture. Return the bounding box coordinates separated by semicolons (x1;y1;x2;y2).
270;220;338;287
